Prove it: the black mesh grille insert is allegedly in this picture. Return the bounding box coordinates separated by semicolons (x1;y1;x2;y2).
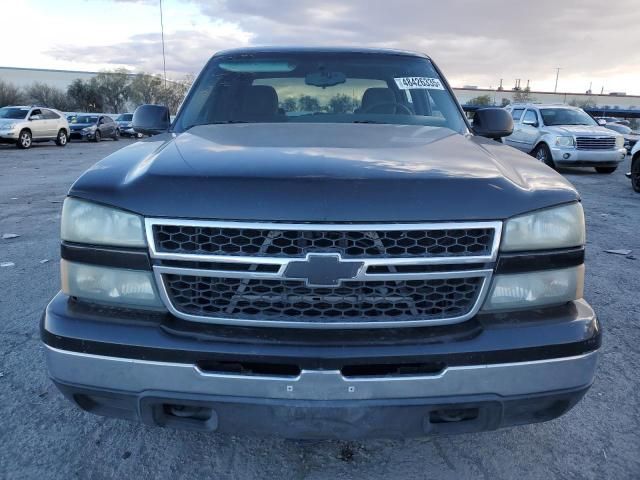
163;274;484;322
153;225;495;258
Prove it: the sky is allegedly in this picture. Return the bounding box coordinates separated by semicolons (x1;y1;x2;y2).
2;0;639;94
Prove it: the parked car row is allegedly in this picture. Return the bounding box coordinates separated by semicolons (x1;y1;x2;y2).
0;105;143;149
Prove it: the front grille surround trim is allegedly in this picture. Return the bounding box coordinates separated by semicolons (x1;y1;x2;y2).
146;219;503;266
575;136;616;151
153;267;493;329
145;219;502;329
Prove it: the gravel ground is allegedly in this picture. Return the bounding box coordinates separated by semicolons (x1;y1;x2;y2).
1;139;639;480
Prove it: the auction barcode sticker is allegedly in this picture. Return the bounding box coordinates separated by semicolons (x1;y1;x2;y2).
394;77;444;90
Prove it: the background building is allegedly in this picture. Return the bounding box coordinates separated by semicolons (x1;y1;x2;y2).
2;65;639;113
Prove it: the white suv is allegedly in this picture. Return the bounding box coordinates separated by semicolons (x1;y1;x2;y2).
0;105;70;149
503;104;626;174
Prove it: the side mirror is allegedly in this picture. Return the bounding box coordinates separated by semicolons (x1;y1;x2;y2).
133;104;170;136
472;108;514;140
522;118;538;128
30;115;42;121
597;119;607;126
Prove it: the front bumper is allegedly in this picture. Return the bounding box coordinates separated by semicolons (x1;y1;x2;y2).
550;146;626;166
0;130;18;143
69;130;94;140
121;127;138;137
42;293;600;438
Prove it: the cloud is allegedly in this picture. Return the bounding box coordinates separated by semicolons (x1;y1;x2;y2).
47;25;252;76
51;0;640;92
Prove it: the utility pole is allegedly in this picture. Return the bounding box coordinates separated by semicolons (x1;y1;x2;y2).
554;67;561;93
159;0;167;91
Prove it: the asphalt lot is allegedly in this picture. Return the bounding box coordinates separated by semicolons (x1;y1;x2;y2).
1;139;639;480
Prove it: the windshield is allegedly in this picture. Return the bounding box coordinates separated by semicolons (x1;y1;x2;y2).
0;107;29;119
175;52;466;133
117;114;133;121
72;115;98;124
540;108;597;126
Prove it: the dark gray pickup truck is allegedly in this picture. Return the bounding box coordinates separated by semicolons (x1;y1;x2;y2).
42;47;600;439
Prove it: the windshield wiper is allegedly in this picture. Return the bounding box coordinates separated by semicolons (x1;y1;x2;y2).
183;120;250;131
352;120;387;124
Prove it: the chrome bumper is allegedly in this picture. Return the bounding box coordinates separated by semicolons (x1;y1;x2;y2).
46;345;597;401
550;146;626;164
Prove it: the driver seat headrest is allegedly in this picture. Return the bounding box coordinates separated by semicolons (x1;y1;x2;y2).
360;88;396;112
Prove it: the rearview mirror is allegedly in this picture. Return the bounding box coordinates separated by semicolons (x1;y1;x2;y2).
305;70;346;87
133;104;170;136
472;108;514;140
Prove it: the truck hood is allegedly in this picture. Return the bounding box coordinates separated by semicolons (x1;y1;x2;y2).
70;123;579;222
544;124;619;137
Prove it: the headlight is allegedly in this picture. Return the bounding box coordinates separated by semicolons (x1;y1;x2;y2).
1;123;17;130
555;136;575;148
82;125;97;132
61;260;163;308
501;203;585;252
126;122;133;128
61;197;146;247
482;266;584;312
615;136;624;149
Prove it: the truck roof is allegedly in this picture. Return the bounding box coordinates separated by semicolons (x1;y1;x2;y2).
213;46;431;59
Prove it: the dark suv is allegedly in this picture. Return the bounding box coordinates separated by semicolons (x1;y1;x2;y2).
42;47;599;439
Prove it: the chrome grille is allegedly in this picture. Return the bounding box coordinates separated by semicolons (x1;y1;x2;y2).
163;275;484;322
152;225;495;258
576;136;616;150
146;219;501;329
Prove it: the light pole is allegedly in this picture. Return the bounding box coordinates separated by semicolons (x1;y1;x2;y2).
554;67;561;93
159;0;167;91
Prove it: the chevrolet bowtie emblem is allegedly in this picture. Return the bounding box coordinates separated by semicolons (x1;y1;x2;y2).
283;254;364;287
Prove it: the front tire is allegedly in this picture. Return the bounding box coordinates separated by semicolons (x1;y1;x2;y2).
595;166;616;174
16;129;32;149
631;156;640;193
93;130;101;143
532;143;556;169
113;129;120;141
55;129;68;147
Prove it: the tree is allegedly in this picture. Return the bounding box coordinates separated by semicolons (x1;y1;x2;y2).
128;73;164;106
0;79;25;107
513;87;535;103
297;95;320;112
67;78;104;112
500;98;511;107
467;94;492;106
280;97;298;112
94;69;131;113
23;82;73;111
160;74;193;114
327;94;357;113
